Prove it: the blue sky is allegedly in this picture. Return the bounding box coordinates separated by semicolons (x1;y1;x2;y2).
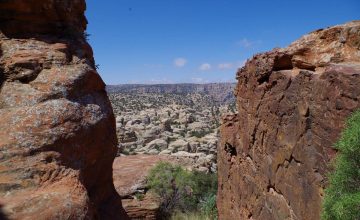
86;0;359;85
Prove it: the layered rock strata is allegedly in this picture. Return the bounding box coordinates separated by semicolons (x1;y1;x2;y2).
218;21;360;220
0;0;127;219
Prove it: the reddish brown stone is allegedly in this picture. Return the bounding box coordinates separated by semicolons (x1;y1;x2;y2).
218;21;360;220
0;1;128;219
113;155;171;220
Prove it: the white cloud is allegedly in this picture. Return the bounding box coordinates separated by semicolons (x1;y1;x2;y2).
236;38;262;48
191;77;209;83
199;63;211;71
174;58;187;67
146;78;174;84
218;63;233;70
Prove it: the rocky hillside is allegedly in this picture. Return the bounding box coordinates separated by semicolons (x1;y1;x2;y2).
0;1;127;219
107;83;236;104
109;89;236;173
108;85;238;219
218;21;360;220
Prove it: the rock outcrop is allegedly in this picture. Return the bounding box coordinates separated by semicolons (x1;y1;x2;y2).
0;1;127;219
113;155;170;220
218;21;360;220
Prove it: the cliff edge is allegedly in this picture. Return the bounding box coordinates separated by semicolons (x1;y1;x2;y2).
218;21;360;220
0;1;127;219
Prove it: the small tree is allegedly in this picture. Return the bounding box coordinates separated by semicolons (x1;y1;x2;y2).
147;162;217;219
322;110;360;220
200;194;218;219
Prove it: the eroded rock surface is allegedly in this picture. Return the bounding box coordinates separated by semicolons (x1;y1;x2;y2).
218;21;360;220
0;0;127;219
113;155;169;220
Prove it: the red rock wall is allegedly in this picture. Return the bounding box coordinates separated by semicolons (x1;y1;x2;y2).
218;21;360;220
0;1;128;219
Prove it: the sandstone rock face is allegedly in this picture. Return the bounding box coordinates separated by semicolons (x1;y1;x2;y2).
218;21;360;220
0;1;127;219
113;155;170;220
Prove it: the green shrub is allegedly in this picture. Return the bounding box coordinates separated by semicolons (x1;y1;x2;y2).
199;194;218;219
147;162;218;219
170;212;213;220
322;110;360;220
189;130;212;138
134;192;145;201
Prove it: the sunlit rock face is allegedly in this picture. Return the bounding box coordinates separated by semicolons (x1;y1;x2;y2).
218;21;360;220
0;0;128;219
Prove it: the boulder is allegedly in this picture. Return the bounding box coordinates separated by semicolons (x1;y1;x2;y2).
148;149;160;155
144;139;168;152
113;155;173;220
189;141;201;153
159;149;172;155
178;111;196;124
142;126;162;143
171;151;206;159
169;139;190;152
142;115;151;125
161;119;173;132
119;130;138;143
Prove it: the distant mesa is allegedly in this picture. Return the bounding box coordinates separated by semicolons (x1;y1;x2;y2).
107;83;237;104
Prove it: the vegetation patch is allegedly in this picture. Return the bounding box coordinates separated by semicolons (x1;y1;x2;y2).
189;130;212;138
322;110;360;220
147;162;218;219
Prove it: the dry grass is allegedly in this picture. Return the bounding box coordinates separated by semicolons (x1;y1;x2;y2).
170;212;214;220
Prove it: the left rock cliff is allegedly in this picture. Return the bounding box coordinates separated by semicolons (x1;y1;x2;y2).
0;1;128;219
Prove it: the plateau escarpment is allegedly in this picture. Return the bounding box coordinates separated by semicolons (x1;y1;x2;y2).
0;0;127;219
218;21;360;220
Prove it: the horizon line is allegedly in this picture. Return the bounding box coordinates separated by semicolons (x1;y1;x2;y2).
106;81;237;86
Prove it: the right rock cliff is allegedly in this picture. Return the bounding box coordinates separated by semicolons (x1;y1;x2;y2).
217;21;360;220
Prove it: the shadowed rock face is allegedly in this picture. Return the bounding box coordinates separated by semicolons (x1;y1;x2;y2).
0;0;128;219
218;21;360;220
0;0;87;36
